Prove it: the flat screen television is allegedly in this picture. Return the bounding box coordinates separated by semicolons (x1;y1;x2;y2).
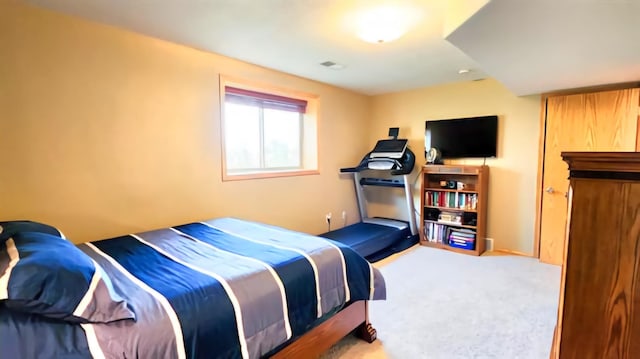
425;115;498;159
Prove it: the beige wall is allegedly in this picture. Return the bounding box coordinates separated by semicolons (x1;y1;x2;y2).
0;3;541;253
369;79;541;255
0;3;371;242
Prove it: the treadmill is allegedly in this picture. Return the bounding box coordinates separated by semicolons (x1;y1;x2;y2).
320;132;419;261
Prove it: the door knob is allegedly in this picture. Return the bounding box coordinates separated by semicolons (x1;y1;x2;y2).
545;187;554;193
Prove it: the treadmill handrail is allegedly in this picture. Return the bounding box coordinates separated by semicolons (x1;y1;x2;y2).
340;167;359;173
359;178;405;188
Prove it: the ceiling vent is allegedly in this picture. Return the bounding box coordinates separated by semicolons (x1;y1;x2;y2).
320;61;345;70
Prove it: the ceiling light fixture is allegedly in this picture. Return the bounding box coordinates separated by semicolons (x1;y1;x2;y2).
458;69;471;74
355;5;419;44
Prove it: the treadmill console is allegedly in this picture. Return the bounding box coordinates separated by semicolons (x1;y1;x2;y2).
341;138;415;175
369;139;408;159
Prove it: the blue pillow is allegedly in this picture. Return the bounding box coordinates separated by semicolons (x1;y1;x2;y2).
0;231;135;323
0;221;65;243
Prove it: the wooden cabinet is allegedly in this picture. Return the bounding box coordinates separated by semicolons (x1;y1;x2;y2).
551;152;640;358
419;165;489;256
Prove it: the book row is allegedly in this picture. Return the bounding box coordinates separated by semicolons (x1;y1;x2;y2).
425;191;478;210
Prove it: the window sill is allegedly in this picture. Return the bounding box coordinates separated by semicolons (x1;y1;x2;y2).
222;169;320;182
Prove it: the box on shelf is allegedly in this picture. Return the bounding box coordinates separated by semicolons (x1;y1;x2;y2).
438;211;461;224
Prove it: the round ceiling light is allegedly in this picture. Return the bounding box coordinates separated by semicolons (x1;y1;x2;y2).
355;6;419;44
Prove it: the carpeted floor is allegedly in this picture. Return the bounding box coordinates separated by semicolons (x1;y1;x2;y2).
321;246;561;359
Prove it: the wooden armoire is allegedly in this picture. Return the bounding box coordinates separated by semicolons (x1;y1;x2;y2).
551;152;640;358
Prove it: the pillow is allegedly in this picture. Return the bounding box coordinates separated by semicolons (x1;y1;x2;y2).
0;231;135;323
0;220;65;243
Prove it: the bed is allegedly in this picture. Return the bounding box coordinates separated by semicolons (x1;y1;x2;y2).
0;217;385;358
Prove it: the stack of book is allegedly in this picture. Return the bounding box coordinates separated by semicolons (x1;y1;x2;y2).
448;228;476;250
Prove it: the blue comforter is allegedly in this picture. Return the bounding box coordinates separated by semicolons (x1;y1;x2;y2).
0;218;386;358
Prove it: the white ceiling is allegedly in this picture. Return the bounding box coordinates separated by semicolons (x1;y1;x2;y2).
448;0;640;95
26;0;640;96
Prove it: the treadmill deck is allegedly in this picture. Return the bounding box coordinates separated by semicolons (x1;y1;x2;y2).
320;219;411;259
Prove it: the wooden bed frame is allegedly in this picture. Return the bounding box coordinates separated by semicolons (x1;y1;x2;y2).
271;300;377;358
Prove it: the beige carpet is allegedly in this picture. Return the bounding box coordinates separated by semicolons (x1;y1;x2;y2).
320;246;561;359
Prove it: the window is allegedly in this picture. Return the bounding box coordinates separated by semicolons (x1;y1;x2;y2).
220;79;318;180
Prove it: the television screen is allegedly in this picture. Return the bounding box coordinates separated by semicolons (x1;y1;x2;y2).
425;115;498;159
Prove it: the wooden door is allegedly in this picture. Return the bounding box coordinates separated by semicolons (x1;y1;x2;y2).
539;88;640;265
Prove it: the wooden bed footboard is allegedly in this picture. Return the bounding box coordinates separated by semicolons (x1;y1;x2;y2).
270;300;376;358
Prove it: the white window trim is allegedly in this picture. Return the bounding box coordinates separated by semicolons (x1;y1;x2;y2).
219;75;319;181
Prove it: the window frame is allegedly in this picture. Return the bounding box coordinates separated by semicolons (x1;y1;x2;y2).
219;76;319;181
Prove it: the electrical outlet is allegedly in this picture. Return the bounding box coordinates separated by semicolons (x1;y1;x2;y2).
325;212;332;223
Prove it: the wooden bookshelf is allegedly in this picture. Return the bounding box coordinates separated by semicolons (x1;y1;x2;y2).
419;164;489;256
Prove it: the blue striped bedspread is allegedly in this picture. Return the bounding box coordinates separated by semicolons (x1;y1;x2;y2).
0;217;386;358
